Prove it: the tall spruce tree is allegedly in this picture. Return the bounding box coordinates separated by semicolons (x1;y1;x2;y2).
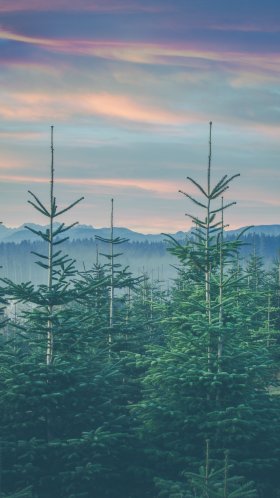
133;123;280;498
0;129;137;498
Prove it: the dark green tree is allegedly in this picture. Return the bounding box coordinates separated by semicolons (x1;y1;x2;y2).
0;129;138;498
133;123;280;497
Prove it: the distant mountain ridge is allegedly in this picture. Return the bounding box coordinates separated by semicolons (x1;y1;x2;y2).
227;225;280;237
0;224;279;285
0;223;279;244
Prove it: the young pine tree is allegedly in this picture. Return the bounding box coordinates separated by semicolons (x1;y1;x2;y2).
133;123;280;498
0;128;137;498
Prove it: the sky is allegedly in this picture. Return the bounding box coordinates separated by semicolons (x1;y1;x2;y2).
0;0;279;233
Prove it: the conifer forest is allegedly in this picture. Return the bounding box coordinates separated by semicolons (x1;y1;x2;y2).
1;123;280;498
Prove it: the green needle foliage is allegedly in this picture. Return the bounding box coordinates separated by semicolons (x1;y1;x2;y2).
0;129;138;498
95;198;142;353
1;488;33;498
155;446;257;498
132;123;280;498
2;126;84;364
0;124;279;498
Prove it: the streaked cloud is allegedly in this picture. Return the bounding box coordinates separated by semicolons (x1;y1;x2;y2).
0;130;44;141
0;0;162;13
209;22;280;34
229;71;279;88
2;28;280;76
0;91;201;126
0;0;279;232
0;173;181;195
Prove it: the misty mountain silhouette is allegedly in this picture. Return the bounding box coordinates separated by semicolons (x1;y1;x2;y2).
0;223;279;244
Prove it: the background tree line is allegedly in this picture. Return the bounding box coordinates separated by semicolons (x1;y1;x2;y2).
0;232;279;287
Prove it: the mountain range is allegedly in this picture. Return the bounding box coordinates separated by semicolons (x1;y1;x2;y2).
0;223;280;244
0;223;279;285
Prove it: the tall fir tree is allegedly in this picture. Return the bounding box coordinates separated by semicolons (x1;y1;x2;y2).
132;123;280;498
0;129;138;498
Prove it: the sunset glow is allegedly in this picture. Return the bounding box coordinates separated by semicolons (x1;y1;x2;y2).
0;0;279;232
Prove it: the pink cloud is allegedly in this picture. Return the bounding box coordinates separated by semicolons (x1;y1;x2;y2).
3;88;280;141
121;217;187;234
210;22;280;34
0;158;32;170
1;28;280;76
0;174;277;233
0;174;181;194
246;123;280;141
0;30;63;47
0;91;201;126
0;130;44;141
229;71;279;88
0;93;68;121
0;0;161;13
83;93;190;125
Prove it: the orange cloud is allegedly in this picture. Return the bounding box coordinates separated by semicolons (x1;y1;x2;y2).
121;217;188;234
0;174;47;183
0;130;44;141
0;158;32;170
0;174;181;194
61;178;186;199
83;93;190;125
243;122;280;140
2;88;280;140
0;91;200;126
